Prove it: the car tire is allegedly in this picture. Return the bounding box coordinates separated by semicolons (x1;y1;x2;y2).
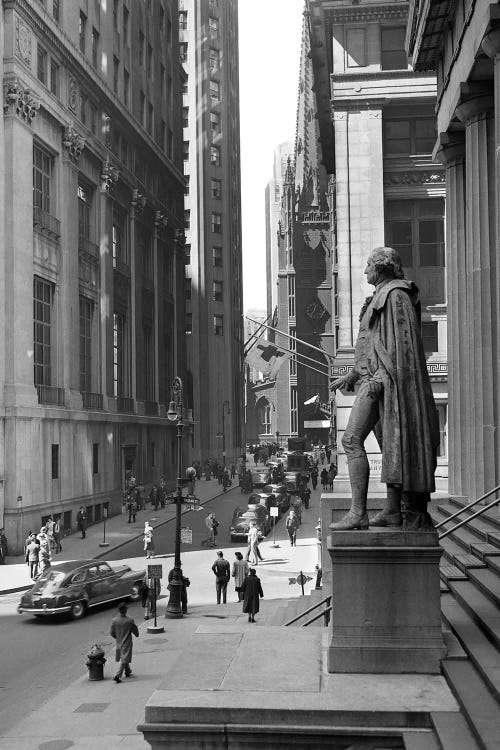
129;583;141;601
69;600;87;620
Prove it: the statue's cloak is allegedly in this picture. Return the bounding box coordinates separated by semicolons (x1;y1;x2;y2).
367;279;440;493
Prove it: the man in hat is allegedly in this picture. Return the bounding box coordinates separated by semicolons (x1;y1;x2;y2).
110;602;139;683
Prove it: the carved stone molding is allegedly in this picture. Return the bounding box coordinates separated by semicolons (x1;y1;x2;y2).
62;125;85;164
100;158;119;193
155;211;168;231
3;78;40;124
383;171;445;187
15;16;32;66
131;188;147;216
68;76;78;113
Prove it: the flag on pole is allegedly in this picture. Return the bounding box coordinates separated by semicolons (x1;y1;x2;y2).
304;394;320;406
245;338;291;379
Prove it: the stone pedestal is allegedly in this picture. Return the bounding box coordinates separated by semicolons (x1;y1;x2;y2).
327;529;446;674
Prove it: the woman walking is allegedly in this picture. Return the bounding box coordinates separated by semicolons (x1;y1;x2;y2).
232;551;249;601
143;521;155;559
242;568;264;623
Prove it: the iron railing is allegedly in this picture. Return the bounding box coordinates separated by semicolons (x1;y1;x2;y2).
117;396;134;413
284;595;332;627
81;391;103;409
438;484;500;540
33;206;61;237
37;385;65;406
144;400;158;416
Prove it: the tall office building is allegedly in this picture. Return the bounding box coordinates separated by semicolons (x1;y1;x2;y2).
308;0;448;482
265;142;293;321
180;0;244;466
0;0;186;550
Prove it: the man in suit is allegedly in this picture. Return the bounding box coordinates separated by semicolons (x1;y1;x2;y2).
110;602;139;683
211;550;230;604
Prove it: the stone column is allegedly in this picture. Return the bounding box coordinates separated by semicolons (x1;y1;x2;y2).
2;80;40;407
61;127;85;407
455;91;497;501
129;192;138;403
482;30;500;496
435;133;468;498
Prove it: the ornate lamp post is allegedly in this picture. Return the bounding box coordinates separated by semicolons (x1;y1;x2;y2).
165;376;184;619
222;400;230;466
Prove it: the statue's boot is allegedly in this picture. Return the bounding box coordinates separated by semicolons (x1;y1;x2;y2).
330;457;369;531
404;492;434;531
371;485;403;527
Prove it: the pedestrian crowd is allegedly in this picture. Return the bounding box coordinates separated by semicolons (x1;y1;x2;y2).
211;549;264;622
22;514;64;579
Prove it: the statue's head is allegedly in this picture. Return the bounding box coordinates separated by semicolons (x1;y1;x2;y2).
368;247;405;281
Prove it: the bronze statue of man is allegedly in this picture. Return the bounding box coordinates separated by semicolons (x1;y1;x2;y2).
331;247;439;531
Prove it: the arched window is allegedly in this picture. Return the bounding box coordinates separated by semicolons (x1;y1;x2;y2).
257;398;272;435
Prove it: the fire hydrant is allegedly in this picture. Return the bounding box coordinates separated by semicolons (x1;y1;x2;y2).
86;643;106;681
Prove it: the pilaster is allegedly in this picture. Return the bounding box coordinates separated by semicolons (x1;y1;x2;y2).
455;92;497;499
60;126;85;407
435;133;467;498
2;78;40;406
99;159;118;401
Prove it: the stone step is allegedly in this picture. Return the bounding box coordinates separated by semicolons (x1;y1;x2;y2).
434;502;500;553
402;730;441;750
452;553;487;574
470;541;500;560
441;595;500;704
440;563;468;585
445;497;500;533
441;659;500;750
487;531;500;549
429;711;481;750
467;567;500;609
447;579;500;652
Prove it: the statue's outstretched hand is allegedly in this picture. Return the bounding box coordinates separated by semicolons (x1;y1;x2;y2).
331;375;354;393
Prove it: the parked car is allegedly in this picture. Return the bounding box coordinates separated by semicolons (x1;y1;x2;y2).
250;470;269;488
262;484;290;513
230;504;270;542
17;560;145;620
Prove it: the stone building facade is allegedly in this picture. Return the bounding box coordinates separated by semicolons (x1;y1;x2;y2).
308;0;449;483
180;0;244;467
407;0;500;501
0;0;186;550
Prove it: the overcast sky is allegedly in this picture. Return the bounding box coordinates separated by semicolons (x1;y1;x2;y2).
238;0;304;312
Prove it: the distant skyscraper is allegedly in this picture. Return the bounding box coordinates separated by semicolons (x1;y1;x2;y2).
180;0;244;465
265;143;293;320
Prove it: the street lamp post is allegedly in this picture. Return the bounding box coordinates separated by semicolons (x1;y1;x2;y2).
165;376;184;619
221;400;230;466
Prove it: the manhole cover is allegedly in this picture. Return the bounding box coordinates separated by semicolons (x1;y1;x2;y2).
74;703;110;713
39;741;74;750
144;638;168;644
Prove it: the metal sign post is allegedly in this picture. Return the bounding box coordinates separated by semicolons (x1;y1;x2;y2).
146;564;164;634
99;506;109;548
288;570;313;596
270;506;279;548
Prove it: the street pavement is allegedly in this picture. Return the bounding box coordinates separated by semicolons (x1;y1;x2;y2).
0;472;322;749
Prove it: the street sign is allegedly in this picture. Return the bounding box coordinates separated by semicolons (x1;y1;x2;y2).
288;571;313;595
270;506;279;517
180;527;193;544
147;564;163;579
184;494;198;504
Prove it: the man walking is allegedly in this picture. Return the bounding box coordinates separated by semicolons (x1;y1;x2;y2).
244;522;263;564
211;550;230;604
286;509;299;547
110;602;139;683
76;506;87;538
205;512;218;547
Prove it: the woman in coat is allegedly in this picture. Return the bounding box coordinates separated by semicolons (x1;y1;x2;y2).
232;551;249;601
241;567;264;623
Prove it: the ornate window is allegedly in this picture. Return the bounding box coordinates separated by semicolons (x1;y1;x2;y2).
79;296;93;392
33;276;54;387
258;399;272;436
213;246;222;267
33;143;52;214
211;212;222;233
213;280;223;302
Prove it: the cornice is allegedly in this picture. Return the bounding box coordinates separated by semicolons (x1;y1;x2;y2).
7;0;185;190
325;3;409;24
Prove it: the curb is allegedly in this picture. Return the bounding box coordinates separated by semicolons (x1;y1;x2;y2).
1;489;224;597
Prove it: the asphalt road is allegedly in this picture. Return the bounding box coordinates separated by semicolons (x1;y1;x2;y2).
0;485;278;735
104;484;259;560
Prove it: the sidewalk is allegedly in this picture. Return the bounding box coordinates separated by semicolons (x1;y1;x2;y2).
0;478;227;595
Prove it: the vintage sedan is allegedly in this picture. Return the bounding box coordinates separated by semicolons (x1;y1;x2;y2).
262;484;290;513
18;559;145;620
230;504;270;542
250;470;270;488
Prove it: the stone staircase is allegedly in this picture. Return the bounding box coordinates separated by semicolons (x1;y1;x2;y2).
429;496;500;749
